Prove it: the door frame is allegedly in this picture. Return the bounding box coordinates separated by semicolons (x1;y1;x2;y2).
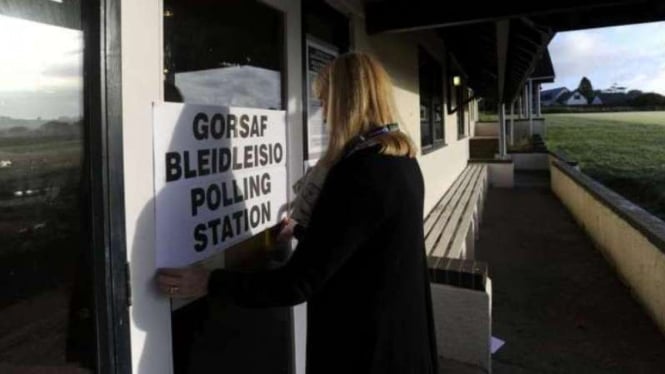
121;0;306;373
84;0;132;372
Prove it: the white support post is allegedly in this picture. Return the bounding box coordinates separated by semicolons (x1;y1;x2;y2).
510;101;515;146
517;95;522;119
498;103;507;159
528;79;533;137
523;85;529;118
536;83;542;118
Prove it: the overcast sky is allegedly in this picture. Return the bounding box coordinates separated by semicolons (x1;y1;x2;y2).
2;13;664;120
542;21;665;94
0;14;82;120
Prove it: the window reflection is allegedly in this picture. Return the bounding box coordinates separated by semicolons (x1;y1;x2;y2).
164;0;284;110
163;2;291;373
419;48;443;147
174;66;282;109
0;8;91;371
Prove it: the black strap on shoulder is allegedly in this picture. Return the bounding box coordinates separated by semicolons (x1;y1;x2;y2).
342;123;399;159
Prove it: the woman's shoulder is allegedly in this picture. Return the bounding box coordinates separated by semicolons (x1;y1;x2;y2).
332;145;421;183
346;145;417;166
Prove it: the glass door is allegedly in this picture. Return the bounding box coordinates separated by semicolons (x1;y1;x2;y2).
0;0;129;372
163;1;291;373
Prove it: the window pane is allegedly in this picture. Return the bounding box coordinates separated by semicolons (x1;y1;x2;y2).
163;2;291;373
433;66;444;141
458;81;467;137
433;99;443;141
449;77;458;110
0;3;94;372
420;103;432;146
419;49;436;147
164;0;284;110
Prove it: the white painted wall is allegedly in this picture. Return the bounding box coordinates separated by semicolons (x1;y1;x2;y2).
121;1;172;373
122;1;475;371
565;91;588;106
347;9;471;215
551;163;665;336
431;280;493;372
122;1;306;373
261;2;307;373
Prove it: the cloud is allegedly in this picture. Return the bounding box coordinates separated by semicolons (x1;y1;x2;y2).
0;88;81;119
42;60;83;79
638;66;665;94
0;14;83;92
546;21;665;94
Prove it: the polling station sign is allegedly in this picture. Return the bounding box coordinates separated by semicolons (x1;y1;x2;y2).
153;102;287;267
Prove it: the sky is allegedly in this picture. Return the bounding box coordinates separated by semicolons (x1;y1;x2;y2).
0;14;82;120
542;21;665;95
1;12;664;119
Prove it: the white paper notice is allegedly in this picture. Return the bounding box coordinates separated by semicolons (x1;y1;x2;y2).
153;102;288;267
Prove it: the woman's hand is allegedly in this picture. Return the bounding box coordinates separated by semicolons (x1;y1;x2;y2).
156;265;210;299
276;217;298;243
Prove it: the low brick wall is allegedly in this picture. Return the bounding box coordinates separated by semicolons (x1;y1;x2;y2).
431;280;492;373
551;160;665;336
510;152;549;171
474;119;547;141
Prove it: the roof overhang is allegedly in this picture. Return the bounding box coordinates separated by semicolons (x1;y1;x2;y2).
364;0;665;103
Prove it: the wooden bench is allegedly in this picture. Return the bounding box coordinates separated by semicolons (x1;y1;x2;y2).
424;163;489;272
424;163;492;372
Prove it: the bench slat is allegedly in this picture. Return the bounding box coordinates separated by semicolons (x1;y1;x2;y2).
445;166;488;259
428;165;484;257
424;165;480;253
423;164;477;236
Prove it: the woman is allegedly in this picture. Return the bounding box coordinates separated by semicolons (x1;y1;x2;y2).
157;52;439;373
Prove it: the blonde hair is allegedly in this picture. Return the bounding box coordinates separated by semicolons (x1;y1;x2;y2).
313;52;416;166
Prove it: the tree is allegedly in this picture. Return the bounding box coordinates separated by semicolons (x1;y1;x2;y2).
627;90;643;99
578;77;594;101
631;92;665;107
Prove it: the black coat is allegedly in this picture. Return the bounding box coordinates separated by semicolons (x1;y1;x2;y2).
208;146;439;373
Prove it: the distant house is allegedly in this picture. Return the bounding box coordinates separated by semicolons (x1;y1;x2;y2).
557;90;588;106
540;87;569;106
542;84;634;107
596;92;628;106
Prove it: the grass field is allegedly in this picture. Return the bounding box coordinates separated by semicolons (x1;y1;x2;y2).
544;111;665;220
0;134;82;306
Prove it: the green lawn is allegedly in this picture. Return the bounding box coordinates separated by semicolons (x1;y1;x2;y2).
546;111;665;125
544;111;665;220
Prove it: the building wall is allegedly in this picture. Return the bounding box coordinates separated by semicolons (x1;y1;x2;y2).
566;91;588;106
121;1;474;371
551;161;665;336
121;1;172;373
122;0;306;372
346;6;471;215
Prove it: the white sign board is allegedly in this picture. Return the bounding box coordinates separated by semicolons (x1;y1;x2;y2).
305;39;337;160
153;102;288;268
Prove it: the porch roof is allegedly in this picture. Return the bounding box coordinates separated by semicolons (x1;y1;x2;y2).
364;0;665;103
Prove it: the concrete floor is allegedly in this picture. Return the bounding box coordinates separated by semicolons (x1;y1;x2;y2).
475;173;665;373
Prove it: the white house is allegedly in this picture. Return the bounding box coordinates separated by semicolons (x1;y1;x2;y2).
560;90;588;106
